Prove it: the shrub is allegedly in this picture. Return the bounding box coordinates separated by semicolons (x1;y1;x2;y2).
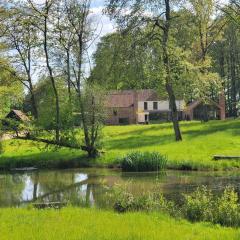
112;183;175;213
183;186;240;227
112;183;240;227
213;186;240;227
183;186;214;222
120;151;167;172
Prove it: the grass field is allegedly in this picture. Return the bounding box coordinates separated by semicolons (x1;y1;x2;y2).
1;207;240;240
1;119;240;170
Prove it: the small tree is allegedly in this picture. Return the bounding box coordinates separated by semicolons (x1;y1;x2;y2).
80;84;106;158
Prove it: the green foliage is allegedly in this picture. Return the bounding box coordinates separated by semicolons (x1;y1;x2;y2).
214;186;240;226
119;151;167;172
183;186;240;227
35;77;74;131
0;55;23;118
79;84;107;157
90;32;164;90
183;186;214;222
112;183;240;227
112;183;175;214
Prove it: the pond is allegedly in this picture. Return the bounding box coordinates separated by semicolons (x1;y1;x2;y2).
1;168;240;208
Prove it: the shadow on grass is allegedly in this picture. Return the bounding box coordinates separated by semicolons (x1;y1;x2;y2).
0;151;91;170
112;121;204;138
106;134;175;150
183;120;240;139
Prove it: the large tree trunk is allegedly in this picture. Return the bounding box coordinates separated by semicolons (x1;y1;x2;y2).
162;0;182;141
43;4;60;143
229;28;237;117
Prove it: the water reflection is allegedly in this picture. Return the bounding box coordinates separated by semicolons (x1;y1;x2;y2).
1;168;240;208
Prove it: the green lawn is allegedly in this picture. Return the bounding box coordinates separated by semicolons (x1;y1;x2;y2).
0;139;86;169
0;207;239;240
101;119;240;170
1;119;240;170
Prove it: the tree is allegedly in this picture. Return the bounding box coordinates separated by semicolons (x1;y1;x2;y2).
105;0;183;141
33;76;74;132
62;0;105;156
223;1;240;27
210;20;240;117
2;5;39;119
80;84;106;157
0;52;23;118
90;32;165;90
27;0;61;144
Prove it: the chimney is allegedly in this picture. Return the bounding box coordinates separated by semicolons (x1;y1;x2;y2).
219;91;226;120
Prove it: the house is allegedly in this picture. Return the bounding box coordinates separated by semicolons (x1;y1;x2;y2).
105;90;225;125
105;89;185;125
184;93;226;121
5;110;30;122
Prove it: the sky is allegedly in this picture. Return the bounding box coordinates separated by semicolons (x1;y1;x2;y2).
32;0;115;42
19;0;230;58
6;0;230;81
29;0;115;62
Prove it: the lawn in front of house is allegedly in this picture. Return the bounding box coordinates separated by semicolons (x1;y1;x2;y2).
1;119;240;170
100;119;240;170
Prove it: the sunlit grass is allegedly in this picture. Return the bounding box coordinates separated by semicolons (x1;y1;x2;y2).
1;207;240;240
100;119;240;170
0;139;86;169
1;119;240;170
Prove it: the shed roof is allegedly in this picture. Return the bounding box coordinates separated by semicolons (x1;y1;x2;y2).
6;110;30;122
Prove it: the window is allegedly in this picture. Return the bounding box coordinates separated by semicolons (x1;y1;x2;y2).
113;110;117;116
144;102;148;110
153;102;158;110
119;118;129;125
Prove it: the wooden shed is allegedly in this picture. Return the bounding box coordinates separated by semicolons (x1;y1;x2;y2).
5;110;30;122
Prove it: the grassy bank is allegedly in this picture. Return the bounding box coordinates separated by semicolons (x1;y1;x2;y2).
0;140;87;170
101;119;240;170
1;119;240;170
1;207;239;240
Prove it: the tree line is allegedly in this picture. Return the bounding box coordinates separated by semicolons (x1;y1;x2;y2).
0;0;239;156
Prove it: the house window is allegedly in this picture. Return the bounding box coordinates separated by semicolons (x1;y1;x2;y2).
119;118;129;125
153;102;158;110
113;110;117;116
144;102;148;110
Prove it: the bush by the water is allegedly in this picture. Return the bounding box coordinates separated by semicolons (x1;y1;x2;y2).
183;186;240;227
120;151;167;172
112;183;175;215
111;184;240;227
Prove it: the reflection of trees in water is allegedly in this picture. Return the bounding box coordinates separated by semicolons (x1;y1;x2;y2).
0;174;25;207
2;170;240;208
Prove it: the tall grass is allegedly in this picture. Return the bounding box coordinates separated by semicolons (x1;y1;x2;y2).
0;207;239;240
120;151;167;172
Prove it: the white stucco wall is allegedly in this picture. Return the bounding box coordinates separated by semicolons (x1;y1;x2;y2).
138;100;185;112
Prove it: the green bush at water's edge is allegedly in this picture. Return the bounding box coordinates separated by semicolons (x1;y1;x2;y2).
119;151;167;172
111;184;240;227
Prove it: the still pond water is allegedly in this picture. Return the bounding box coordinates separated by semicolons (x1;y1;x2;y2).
1;168;240;208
